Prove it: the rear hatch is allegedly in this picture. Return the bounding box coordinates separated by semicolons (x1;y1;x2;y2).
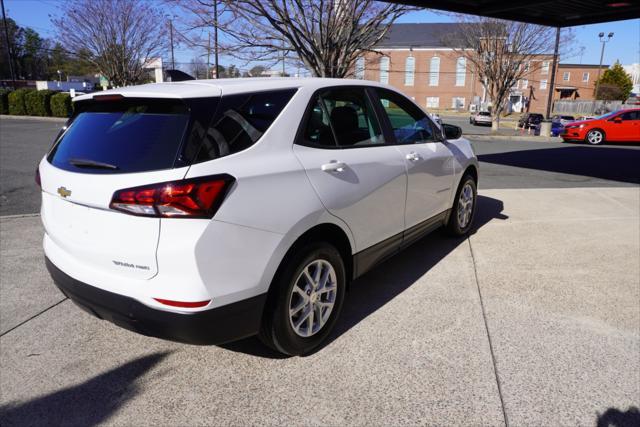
40;96;215;280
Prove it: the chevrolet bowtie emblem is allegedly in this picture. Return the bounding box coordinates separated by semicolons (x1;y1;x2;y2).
57;187;72;198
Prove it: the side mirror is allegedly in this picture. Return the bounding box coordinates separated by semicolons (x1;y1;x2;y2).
442;123;462;140
613;117;622;123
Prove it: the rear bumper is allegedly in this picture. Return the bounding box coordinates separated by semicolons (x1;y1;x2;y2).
46;257;267;345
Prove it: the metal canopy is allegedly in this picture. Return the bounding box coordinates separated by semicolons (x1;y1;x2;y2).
384;0;640;27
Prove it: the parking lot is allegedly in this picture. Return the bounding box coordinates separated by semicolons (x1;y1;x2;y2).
1;116;639;425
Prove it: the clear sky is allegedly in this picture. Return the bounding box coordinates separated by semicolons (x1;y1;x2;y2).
4;0;640;71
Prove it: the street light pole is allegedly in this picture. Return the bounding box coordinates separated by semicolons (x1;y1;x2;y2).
593;32;614;101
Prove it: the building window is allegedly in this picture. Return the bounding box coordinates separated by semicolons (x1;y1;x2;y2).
542;61;549;75
582;72;589;82
524;61;530;72
355;57;365;79
521;79;528;89
540;79;548;90
451;97;465;109
455;57;466;86
429;57;440;86
380;56;389;84
426;97;439;108
563;71;570;81
405;56;415;86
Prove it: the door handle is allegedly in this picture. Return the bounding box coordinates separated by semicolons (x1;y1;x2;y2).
405;152;420;161
321;161;347;173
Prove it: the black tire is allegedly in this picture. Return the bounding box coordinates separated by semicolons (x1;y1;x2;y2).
259;241;346;356
446;174;477;236
585;128;605;145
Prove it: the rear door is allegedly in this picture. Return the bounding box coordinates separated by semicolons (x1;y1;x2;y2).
40;96;199;279
373;88;454;230
293;86;407;253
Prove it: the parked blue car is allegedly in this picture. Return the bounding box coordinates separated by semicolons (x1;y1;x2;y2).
532;120;564;136
551;120;564;136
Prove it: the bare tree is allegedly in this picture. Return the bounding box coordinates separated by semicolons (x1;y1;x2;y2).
446;16;570;131
173;0;412;78
189;56;209;79
52;0;168;87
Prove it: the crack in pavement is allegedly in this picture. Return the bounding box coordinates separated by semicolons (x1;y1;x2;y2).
0;298;68;338
467;237;509;427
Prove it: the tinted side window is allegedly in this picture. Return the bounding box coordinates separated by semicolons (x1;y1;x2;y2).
193;89;297;163
301;87;384;148
376;88;436;144
620;111;639;120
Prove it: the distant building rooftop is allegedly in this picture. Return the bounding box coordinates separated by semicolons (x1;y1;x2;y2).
375;23;465;48
558;64;609;69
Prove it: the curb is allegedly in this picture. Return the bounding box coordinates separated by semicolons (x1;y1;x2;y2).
468;134;562;142
0;115;67;123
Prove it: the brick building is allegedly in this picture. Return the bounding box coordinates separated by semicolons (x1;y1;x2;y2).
358;23;606;114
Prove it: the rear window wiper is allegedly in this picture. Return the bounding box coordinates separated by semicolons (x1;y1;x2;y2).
69;158;119;170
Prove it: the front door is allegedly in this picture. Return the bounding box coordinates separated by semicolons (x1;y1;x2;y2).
293;86;407;253
609;110;640;141
373;88;455;231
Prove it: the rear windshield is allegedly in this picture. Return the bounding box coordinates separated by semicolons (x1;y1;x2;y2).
48;90;297;174
48;98;191;174
478;112;490;116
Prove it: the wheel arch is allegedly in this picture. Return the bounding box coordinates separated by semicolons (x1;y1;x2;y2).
464;164;478;184
260;222;354;328
277;223;354;285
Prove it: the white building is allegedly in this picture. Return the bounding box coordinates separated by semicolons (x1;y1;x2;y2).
623;63;640;94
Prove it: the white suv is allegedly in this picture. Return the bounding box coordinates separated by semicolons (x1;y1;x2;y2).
39;78;478;355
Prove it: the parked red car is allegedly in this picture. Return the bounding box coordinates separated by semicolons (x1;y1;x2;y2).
561;109;640;145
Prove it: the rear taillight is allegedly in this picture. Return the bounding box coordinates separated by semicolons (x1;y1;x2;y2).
35;167;41;188
110;174;234;218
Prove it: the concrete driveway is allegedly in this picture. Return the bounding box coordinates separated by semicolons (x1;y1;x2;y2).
1;187;638;426
1;116;639;425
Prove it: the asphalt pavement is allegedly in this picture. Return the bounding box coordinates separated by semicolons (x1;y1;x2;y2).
1;116;639;426
0;118;61;216
1;116;639;216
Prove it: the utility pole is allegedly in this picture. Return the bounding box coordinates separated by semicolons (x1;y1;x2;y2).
213;1;219;78
1;0;16;86
593;32;614;101
281;38;286;76
545;27;560;119
169;19;175;70
207;31;211;79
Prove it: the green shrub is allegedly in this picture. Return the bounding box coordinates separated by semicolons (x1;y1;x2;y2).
0;88;11;115
25;89;56;116
8;88;33;115
50;92;73;118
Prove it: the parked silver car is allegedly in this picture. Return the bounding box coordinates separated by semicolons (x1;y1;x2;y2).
470;111;492;126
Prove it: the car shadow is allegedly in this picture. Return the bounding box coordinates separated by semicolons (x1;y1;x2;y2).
596;406;640;427
221;195;507;358
0;352;169;426
479;146;640;184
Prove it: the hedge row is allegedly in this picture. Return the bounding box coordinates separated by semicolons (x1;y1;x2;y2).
3;89;73;117
50;93;73;117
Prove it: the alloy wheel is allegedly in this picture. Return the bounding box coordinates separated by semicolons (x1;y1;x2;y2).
457;182;474;229
288;259;337;338
587;130;603;145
